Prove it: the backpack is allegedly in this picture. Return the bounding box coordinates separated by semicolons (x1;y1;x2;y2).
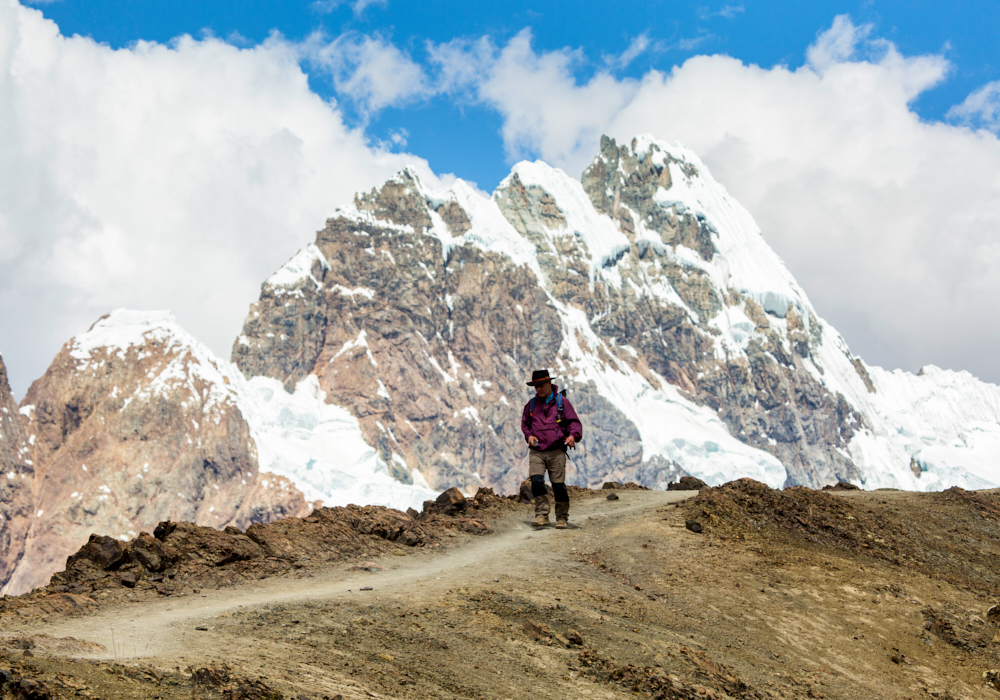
527;389;567;432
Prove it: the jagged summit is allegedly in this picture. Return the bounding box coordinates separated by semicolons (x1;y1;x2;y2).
4;134;1000;595
238;133;1000;494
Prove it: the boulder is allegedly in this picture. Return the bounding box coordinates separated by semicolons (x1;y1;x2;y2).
667;476;707;491
435;487;467;516
131;533;166;572
67;535;128;571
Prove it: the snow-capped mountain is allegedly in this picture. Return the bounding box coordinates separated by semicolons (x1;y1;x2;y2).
3;134;999;594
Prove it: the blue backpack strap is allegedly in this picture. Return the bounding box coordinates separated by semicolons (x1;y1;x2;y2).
527;396;537;428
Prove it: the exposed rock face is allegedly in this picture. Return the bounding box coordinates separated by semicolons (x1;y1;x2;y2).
574;136;861;487
1;312;310;595
235;170;649;495
8;132;1000;594
0;353;33;590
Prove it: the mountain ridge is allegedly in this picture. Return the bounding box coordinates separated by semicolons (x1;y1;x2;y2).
2;133;999;595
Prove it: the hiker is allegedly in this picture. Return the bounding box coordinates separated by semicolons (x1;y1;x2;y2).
521;369;583;529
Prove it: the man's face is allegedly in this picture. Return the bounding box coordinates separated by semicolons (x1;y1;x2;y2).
534;380;552;397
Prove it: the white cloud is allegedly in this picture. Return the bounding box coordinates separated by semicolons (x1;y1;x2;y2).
310;0;386;16
300;31;430;113
351;0;387;16
431;17;1000;383
698;4;745;21
948;80;1000;132
604;34;651;70
0;1;444;396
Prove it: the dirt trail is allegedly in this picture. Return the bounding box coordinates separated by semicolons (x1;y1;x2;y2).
30;489;688;665
7;485;1000;700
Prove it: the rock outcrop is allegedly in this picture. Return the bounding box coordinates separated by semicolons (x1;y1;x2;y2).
0;353;33;591
2;312;311;595
234;170;650;495
576;136;861;486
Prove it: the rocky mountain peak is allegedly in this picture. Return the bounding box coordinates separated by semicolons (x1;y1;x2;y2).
2;310;310;595
6;133;1000;595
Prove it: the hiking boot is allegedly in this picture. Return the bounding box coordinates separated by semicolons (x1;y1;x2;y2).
554;500;569;529
532;494;551;527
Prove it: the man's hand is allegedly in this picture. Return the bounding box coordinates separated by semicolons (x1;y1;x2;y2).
565;435;576;449
528;436;539;447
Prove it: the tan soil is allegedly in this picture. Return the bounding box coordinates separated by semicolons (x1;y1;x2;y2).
3;485;1000;699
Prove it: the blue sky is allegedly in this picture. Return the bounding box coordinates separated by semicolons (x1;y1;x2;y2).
31;0;1000;190
3;0;1000;395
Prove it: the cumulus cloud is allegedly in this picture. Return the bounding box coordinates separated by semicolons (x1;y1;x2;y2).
300;31;430;114
948;80;1000;132
0;1;443;396
434;16;1000;383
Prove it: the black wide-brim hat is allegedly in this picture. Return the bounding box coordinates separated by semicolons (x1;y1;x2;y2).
526;369;555;386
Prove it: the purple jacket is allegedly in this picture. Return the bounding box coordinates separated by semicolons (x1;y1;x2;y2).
521;385;583;451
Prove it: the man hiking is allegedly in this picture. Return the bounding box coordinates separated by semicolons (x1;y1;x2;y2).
521;369;583;529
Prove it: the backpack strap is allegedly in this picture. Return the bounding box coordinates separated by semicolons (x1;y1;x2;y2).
555;391;565;425
526;396;538;429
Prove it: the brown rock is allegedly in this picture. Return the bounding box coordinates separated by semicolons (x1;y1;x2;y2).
602;482;623;490
606;492;619;501
131;533;165;572
69;534;129;570
0;353;34;595
436;487;467;516
523;620;552;640
4;313;312;595
565;629;584;646
667;476;707;491
685;520;703;533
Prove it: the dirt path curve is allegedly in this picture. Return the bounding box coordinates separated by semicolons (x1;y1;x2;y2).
33;489;691;665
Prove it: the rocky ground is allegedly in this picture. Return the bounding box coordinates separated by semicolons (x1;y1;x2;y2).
3;481;1000;699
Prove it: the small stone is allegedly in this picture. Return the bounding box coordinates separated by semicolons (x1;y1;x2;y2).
119;572;137;588
523;620;552;640
378;654;394;662
606;493;619;501
685;520;703;533
988;605;1000;623
553;633;571;648
565;629;584;646
360;587;373;591
195;626;209;631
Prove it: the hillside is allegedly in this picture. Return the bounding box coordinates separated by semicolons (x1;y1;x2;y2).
4;483;1000;699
